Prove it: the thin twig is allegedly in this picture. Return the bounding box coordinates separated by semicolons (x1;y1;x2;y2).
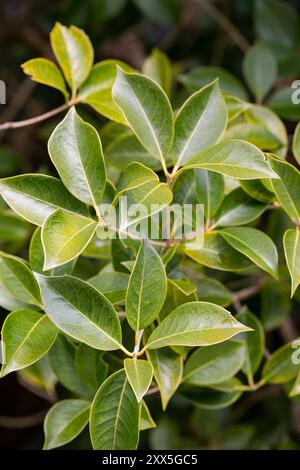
146;387;159;396
0;409;47;429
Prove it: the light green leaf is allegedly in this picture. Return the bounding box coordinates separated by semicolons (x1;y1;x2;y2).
220;227;278;278
1;310;57;377
48;107;106;208
44;399;90;450
224;123;282;151
124;359;153;402
88;271;129;304
195;169;224;222
0;252;41;306
22;58;69;100
50;22;93;93
112;68;174;166
183;340;245;386
242;43;277;103
0;174;89;226
236;307;265;382
185;232;251;272
90;369;140;450
283;228;300;296
290;371;300;397
78;60;133;124
140;400;156;430
239;179;275;203
225;94;250;121
41;209;97;270
196;277;233;307
142;48;172;97
293;121;300;165
35;274;122;351
268;156;300;221
184;140;277;179
146;345;183;410
262;342;300;384
172;81;227;168
126;241;167;331
212;187;267;228
146;301;251;349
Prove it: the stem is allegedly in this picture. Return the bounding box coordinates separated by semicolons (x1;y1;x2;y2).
0;410;48;429
0;101;74;130
133;330;144;358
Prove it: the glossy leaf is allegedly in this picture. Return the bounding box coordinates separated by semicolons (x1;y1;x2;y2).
142;49;172;97
262;342;300;384
75;344;108;393
124;359;153;402
140;401;156;430
88;271;129;304
196;277;233;307
195;170;224;222
283;228;300;296
22;58;69;99
293;121;300;165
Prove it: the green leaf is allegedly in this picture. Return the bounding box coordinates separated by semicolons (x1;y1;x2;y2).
292;121;300;165
0;252;41;306
126;241;167;331
0;309;57;377
185;232;251;272
283;228;300;296
146;346;183;410
179;66;248;100
242;43;277;103
35;274;122;351
179;386;242;410
49;334;92;397
78;60;133;124
268;156;300;222
267;87;300;121
196;277;233;307
224;123;282;151
140;400;156;430
143;49;172;97
41;210;97;270
184;140;277;179
50;22;93;94
220;227;278;278
88;271;129;304
112;68;174;166
44;399;90;450
146;302;251;349
90;369;140;450
262;342;300;384
172;81;227;168
0;174;89;226
75;344;108;393
290;371;300;397
261;280;290;331
21;58;69;100
195;170;224;222
225;95;250;121
236;307;265;382
212;187;267;228
124;358;153;402
48;107;106;208
239;179;275;203
183;340;245;386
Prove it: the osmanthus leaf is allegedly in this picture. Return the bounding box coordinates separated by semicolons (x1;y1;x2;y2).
261;280;290;331
262;341;300;384
140;400;156;430
126;241;167;331
44;399;90;450
185;232;251;272
172;81;227;168
50;22;93;93
194;169;224;222
212;187;267;228
267;156;300;221
284;228;300;296
19;356;57;398
183;140;277;179
290;371;300;397
90;369;140;450
48;107;106;208
220;227;278;278
196;277;233;307
168;278;196;296
30;228;76;276
41;209;97;270
35;274;122;351
21;58;69;100
239;179;275;203
124;359;153;402
49;335;92;397
183;340;245;386
236;307;265;382
88;271;129;304
242;43;277;103
179;385;242;410
0;309;57;377
0;174;89;226
0;280;30;312
0;252;42;306
116;162;157;197
146;302;251;349
78;60;133;124
75;344;108;393
146;345;183;410
225;94;250;121
292;121;300;165
224;123;282;151
142;48;172;97
112;68;174;165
